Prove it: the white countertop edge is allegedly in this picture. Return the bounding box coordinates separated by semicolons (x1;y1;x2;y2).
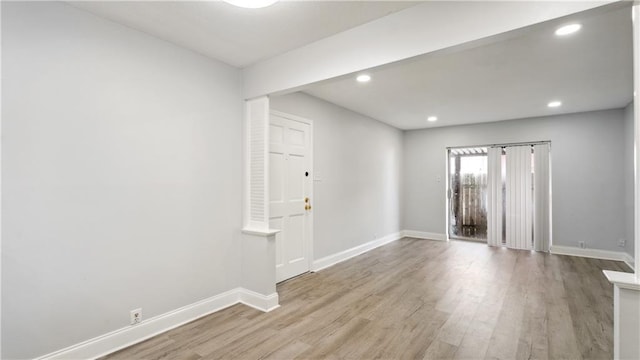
603;270;640;291
241;228;280;237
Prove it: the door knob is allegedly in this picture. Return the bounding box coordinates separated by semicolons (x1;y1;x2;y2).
304;197;309;203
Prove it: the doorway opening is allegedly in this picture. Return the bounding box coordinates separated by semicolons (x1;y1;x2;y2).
448;147;488;242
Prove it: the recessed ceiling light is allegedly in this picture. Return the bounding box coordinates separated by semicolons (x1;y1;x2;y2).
427;116;438;122
555;23;582;36
548;101;562;108
356;74;371;83
223;0;279;9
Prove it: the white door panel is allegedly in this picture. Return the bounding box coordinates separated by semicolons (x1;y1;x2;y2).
269;112;312;283
270;123;284;143
269;153;285;204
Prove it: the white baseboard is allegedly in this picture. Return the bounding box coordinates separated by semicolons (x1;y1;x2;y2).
402;230;447;241
550;245;635;271
37;287;276;360
312;231;402;272
239;289;280;312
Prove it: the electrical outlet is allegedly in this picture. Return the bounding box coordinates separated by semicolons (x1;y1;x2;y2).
618;239;626;247
130;308;142;325
579;241;586;249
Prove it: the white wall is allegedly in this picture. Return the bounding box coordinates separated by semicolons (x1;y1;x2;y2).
624;102;635;258
1;2;243;358
403;109;628;253
271;92;402;260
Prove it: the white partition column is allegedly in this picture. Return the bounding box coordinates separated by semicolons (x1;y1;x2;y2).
240;96;279;312
603;5;640;360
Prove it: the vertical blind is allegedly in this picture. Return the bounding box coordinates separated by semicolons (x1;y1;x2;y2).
486;143;551;251
487;147;503;247
533;144;551;252
505;146;533;250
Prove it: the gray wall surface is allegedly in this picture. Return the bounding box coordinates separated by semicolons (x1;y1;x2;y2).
2;2;243;358
623;102;635;258
1;2;634;358
271;92;403;260
403;109;628;253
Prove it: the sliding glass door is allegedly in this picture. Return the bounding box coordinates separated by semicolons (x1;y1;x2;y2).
448;147;488;241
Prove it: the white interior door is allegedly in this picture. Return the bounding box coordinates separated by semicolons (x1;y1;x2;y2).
269;112;312;283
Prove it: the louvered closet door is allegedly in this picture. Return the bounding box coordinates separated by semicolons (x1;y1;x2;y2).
269;113;312;283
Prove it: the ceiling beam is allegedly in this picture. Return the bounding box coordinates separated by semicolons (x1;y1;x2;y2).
243;0;619;99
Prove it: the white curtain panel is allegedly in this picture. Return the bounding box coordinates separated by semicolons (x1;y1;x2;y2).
505;146;533;250
487;147;503;247
533;144;551;252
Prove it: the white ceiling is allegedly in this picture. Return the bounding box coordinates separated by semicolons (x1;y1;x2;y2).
68;1;419;68
303;5;633;130
68;1;632;130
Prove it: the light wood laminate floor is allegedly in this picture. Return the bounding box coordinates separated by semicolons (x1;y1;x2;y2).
103;238;632;360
